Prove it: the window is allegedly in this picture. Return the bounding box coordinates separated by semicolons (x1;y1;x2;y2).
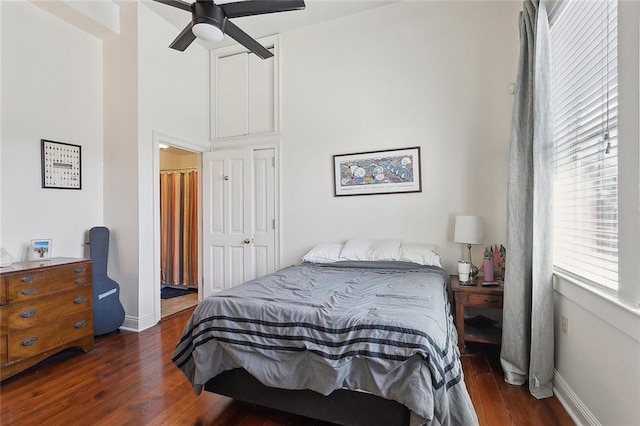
550;0;618;292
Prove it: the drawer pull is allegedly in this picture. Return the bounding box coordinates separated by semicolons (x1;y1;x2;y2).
21;337;38;347
74;320;87;329
74;277;86;284
20;276;35;283
74;267;86;273
73;296;87;304
21;288;37;296
20;309;37;319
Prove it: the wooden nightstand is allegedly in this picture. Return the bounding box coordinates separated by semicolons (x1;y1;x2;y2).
450;274;504;354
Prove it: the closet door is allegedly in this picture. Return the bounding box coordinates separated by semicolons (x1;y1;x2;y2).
252;148;276;278
212;47;276;139
201;148;276;297
216;53;249;138
248;52;275;134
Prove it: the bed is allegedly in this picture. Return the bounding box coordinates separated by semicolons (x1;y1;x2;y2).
172;241;478;426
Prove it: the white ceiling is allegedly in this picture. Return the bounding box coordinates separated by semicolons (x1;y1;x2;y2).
145;0;394;50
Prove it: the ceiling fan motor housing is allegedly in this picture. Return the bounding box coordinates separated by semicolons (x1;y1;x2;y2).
193;1;225;30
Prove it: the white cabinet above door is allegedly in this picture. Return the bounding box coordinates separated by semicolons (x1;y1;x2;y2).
211;36;278;140
216;53;249;138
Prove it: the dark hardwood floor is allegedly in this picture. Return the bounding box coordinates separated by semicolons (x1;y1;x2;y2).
0;308;574;425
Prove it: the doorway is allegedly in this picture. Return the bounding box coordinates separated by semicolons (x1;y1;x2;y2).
159;144;200;318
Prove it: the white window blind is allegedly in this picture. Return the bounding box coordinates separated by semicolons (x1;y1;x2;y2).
550;0;618;291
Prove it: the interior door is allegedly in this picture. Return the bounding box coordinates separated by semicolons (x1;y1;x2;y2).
202;148;276;298
252;149;276;278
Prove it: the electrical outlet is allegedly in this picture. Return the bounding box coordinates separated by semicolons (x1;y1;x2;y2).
561;316;569;335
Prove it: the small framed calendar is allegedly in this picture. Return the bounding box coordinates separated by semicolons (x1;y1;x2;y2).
41;139;82;190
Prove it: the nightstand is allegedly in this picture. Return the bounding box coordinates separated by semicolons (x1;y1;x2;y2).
450;274;504;354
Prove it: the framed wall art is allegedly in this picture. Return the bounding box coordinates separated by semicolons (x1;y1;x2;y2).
333;146;422;196
41;139;82;189
30;239;52;261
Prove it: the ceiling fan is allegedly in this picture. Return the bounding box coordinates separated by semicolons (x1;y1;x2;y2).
153;0;306;59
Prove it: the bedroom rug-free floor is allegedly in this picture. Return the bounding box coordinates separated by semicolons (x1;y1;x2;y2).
0;309;574;426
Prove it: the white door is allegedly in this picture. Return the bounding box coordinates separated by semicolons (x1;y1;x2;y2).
252;149;276;278
202;148;276;298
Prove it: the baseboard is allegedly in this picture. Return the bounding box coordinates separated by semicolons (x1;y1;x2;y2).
120;313;157;332
553;370;601;426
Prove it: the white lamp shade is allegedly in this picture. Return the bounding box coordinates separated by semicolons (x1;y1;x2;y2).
192;23;224;43
454;215;484;245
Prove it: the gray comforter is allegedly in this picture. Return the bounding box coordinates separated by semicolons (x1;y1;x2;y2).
172;261;478;426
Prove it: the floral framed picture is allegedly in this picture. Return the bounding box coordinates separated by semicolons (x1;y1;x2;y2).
333;146;422;196
30;239;52;261
41;139;82;190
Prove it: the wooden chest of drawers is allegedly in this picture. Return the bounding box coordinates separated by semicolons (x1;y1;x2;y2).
0;257;94;381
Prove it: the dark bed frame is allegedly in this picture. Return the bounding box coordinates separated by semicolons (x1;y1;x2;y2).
204;368;411;426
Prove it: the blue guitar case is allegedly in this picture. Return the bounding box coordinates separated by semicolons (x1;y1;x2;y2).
89;226;125;336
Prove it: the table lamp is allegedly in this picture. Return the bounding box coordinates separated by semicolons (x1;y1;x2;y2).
454;215;484;282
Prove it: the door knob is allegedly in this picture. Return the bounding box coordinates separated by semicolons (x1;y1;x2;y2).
243;238;251;244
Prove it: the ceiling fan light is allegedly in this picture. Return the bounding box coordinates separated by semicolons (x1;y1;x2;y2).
192;22;224;43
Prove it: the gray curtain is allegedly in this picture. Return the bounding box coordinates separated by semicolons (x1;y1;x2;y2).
500;0;554;399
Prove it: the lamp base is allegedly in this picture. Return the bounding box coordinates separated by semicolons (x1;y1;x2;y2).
459;278;476;286
467;244;479;279
470;263;479;278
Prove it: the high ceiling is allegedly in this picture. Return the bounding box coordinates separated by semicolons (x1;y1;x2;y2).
145;0;394;50
30;1;395;51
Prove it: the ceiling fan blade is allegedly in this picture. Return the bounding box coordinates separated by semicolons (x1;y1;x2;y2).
169;23;197;51
224;20;273;59
221;0;305;19
152;0;193;12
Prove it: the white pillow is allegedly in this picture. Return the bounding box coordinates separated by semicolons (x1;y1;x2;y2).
399;243;442;267
339;238;401;261
301;243;344;263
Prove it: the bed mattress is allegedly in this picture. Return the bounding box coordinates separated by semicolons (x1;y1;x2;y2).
172;261;478;425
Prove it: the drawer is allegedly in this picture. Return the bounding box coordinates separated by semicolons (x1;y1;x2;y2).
8;287;92;330
467;293;503;308
8;311;93;361
6;263;92;301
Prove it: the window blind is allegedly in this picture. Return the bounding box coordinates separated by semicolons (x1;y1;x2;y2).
550;0;618;291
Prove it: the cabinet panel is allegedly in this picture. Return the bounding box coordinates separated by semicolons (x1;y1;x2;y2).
248;50;275;134
0;276;6;305
217;53;248;138
212;39;278;139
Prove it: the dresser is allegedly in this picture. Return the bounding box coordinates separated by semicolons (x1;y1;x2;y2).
0;257;94;381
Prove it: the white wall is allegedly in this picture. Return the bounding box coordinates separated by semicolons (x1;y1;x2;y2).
136;2;209;328
103;2;209;328
103;1;140;318
1;1;103;261
278;1;520;272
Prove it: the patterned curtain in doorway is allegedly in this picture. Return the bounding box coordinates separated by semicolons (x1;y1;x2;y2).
160;170;198;286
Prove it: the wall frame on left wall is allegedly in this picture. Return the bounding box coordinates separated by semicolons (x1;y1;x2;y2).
41;139;82;190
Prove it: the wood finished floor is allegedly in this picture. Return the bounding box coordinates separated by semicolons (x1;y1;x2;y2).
0;307;574;426
161;292;199;319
